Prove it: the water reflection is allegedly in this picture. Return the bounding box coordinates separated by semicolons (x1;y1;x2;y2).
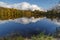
0;17;59;37
48;18;60;26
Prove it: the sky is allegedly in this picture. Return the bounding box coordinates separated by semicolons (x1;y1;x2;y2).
0;0;60;10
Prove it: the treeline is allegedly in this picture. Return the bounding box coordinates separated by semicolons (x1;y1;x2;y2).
0;7;60;20
0;7;45;20
0;7;32;20
45;10;60;19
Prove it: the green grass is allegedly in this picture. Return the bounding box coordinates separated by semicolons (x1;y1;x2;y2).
31;33;55;40
31;34;55;40
0;33;55;40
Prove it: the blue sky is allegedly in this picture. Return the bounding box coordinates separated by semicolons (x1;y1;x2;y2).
0;0;60;9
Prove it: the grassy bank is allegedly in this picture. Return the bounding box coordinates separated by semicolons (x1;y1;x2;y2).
0;33;55;40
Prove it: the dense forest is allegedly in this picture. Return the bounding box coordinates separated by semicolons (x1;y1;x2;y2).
0;7;60;20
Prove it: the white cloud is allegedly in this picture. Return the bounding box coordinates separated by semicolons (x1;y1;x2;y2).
30;5;43;11
0;17;44;24
52;19;60;26
0;17;59;26
0;2;44;11
13;2;44;11
0;2;7;7
55;22;60;26
13;2;31;10
14;17;44;24
0;2;11;8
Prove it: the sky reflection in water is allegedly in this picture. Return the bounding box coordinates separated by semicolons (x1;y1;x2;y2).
0;17;59;37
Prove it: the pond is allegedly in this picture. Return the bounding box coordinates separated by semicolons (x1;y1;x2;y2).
0;17;59;37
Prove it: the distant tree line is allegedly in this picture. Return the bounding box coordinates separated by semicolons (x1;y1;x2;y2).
0;7;60;20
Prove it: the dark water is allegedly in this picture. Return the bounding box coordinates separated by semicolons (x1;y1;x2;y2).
0;18;58;37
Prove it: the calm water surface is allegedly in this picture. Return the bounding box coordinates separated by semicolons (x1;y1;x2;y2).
0;17;59;37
